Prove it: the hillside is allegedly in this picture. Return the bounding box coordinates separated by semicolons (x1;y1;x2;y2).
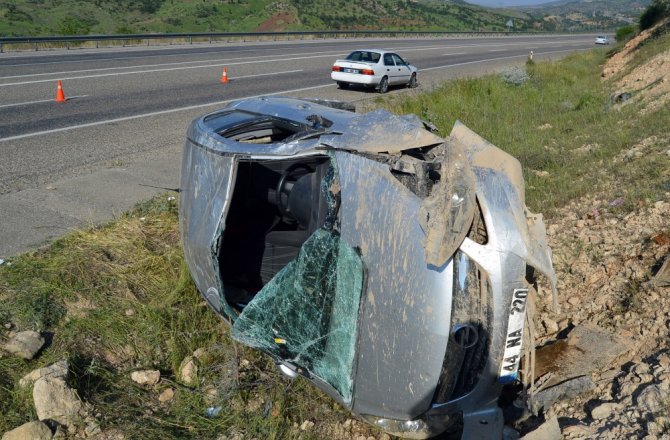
514;0;651;31
0;0;534;37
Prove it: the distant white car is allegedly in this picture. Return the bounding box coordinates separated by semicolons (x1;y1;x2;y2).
595;35;610;45
331;49;418;93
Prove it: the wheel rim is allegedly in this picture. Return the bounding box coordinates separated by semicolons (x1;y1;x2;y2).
379;77;388;93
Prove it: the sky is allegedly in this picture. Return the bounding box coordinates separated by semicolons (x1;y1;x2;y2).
464;0;560;6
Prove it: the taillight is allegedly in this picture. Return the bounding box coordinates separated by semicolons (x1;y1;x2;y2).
361;69;375;75
332;66;342;72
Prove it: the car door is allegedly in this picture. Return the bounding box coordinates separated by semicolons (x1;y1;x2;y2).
392;54;412;84
382;53;398;84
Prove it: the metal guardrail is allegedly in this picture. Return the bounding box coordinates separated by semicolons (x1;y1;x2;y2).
0;30;534;53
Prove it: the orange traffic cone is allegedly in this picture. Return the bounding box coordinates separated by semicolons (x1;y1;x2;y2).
220;67;229;84
55;80;66;102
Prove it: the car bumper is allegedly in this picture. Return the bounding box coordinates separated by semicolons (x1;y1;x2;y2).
331;71;379;85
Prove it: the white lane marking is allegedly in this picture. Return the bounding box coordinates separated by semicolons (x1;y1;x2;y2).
0;83;336;143
0;68;303;87
443;52;467;56
421;48;588;72
1;40;591;82
489;49;505;52
0;95;90;109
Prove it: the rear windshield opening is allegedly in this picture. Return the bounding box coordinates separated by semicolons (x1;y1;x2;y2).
204;110;307;144
346;51;381;63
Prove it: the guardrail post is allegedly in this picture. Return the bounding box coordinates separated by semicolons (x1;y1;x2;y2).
189;36;192;44
66;41;69;50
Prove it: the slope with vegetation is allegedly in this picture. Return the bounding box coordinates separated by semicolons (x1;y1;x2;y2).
514;0;651;32
0;0;533;36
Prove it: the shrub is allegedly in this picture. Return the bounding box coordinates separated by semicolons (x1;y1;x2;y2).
640;0;670;31
616;25;637;42
58;16;92;35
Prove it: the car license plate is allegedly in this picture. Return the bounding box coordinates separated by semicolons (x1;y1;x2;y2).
344;68;357;74
499;288;529;384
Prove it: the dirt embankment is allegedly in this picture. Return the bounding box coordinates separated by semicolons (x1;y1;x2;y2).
604;18;670;113
525;24;670;440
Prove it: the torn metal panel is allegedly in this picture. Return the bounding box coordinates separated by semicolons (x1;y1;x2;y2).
449;121;558;303
320;109;443;153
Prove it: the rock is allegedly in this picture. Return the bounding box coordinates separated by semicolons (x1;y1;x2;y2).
520;416;560;440
158;388;175;403
533;375;595;412
591;402;622;420
20;360;69;388
1;421;53;440
2;331;45;360
299;420;314;431
535;324;633;387
651;257;670;287
542;318;559;334
561;424;592;436
636;385;667;413
130;370;160;386
33;377;85;430
178;356;198;386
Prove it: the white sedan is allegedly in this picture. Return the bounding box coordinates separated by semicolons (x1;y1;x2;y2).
331;49;418;93
595;35;610;45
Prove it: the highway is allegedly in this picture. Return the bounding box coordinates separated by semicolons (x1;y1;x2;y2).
0;34;597;256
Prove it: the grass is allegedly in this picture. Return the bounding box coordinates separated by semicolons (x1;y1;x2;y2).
0;196;359;439
2;39;670;438
375;48;670;217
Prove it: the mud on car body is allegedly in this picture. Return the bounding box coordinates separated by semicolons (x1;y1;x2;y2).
179;97;557;439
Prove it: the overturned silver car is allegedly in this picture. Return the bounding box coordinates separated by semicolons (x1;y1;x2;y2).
179;97;557;439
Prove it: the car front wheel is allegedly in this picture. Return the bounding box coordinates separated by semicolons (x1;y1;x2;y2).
408;73;417;88
378;76;389;94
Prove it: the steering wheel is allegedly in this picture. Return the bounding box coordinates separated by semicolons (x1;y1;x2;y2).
276;163;314;217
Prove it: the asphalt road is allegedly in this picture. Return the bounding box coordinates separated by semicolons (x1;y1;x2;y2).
0;34;598;257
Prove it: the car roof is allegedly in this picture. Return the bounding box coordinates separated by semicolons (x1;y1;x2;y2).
349;49;388;54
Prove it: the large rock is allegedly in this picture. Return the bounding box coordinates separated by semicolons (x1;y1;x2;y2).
520;416;561;440
636;384;667;413
591;402;622;420
535;324;632;388
178;356;198;387
130;370;160;386
33;377;85;430
532;375;595;412
1;421;52;440
3;331;45;360
19;360;69;388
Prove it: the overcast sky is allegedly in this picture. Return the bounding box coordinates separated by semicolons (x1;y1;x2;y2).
464;0;559;6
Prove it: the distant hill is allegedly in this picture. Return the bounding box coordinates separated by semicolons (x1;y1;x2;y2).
0;0;536;37
512;0;651;30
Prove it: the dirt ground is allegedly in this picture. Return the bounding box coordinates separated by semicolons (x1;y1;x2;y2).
524;23;670;440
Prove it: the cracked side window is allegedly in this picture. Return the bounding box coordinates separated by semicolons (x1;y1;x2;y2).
231;227;363;402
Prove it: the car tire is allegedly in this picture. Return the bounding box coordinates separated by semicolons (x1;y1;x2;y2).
378;76;389;94
337;82;349;89
408;73;417;89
